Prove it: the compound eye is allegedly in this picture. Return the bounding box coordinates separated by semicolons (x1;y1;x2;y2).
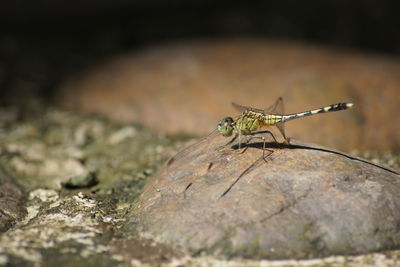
224;117;234;126
219;117;229;125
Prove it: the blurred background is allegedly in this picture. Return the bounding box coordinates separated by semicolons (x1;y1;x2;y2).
0;0;399;150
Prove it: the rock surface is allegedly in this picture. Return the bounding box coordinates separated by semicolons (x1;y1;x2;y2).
58;39;400;151
0;105;183;266
0;104;399;265
0;106;170;191
0;189;184;266
0;168;25;232
132;133;400;259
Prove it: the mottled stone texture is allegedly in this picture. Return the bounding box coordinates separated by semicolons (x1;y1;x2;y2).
0;168;25;232
132;133;400;259
0;106;181;266
59;39;400;151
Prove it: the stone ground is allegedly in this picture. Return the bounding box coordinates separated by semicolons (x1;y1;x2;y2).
0;101;399;266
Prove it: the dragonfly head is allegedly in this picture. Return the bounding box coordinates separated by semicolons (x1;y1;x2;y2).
217;117;235;137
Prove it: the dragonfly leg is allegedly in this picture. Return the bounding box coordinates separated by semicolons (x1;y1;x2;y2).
261;136;274;162
283;137;291;145
230;132;248;154
225;133;238;146
255;130;291;146
247;130;278;143
238;132;242;149
217;133;238;152
244;134;274;162
224;132;246;152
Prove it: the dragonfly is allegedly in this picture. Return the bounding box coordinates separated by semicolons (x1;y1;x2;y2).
167;97;354;166
217;97;354;158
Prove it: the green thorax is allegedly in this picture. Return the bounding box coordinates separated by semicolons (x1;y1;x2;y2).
236;111;283;135
235;115;263;135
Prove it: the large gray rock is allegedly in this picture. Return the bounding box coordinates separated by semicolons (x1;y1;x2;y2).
132;134;400;259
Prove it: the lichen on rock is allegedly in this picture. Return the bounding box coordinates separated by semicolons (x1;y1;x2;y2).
0;106;172;192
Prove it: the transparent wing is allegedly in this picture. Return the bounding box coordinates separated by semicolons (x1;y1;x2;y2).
232;102;264;114
166;115;241;168
265;97;287;141
233;98;287;141
166;128;219;167
233;97;285;115
264;97;284;114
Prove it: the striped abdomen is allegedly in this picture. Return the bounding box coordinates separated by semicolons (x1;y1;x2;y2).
242;110;285;127
281;103;353;123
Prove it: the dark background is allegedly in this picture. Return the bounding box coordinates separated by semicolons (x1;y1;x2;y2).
1;0;399;105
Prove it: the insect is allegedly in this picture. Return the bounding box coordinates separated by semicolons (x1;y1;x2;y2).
167;97;354;166
217;97;354;158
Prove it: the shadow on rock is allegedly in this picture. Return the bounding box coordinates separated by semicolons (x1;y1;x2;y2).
130;133;400;259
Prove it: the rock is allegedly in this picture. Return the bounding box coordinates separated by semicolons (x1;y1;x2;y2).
58;39;400;151
0;104;399;265
0;106;172;191
131;133;400;259
0;188;183;266
0;104;187;265
0;190;122;266
61;171;98;189
0;168;25;232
